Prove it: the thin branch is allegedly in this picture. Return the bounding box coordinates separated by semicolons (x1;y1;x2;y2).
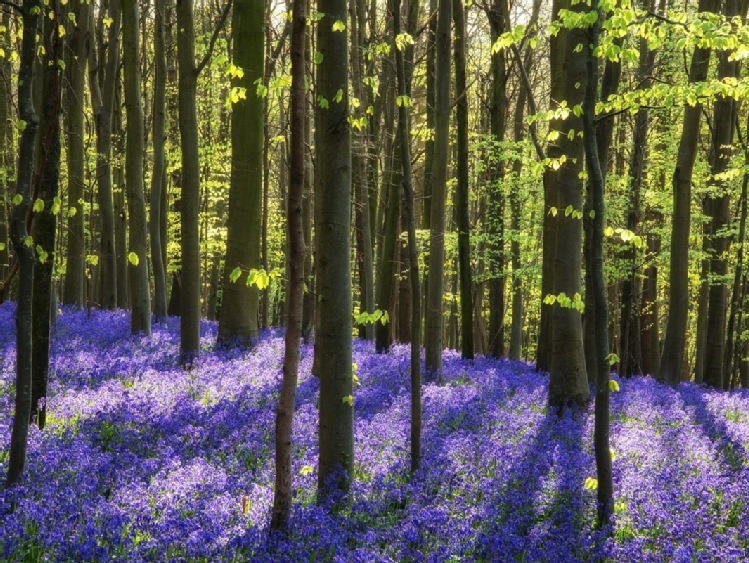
510;43;545;161
195;0;232;76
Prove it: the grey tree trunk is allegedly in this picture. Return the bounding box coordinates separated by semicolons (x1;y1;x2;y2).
424;0;451;375
122;0;152;335
315;0;353;495
219;0;264;345
0;12;12;302
63;0;90;307
658;0;719;385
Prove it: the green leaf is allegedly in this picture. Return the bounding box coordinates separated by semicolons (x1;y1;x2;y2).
0;243;4;251
229;267;242;283
86;254;99;266
317;95;329;109
342;395;354;406
333;89;343;103
33;198;44;212
608;379;621;392
16;119;27;131
50;196;61;214
12;194;22;206
68;206;77;218
314;51;323;64
584;477;598;491
332;20;345;32
300;465;314;475
23;236;33;247
128;252;139;267
565;205;574;217
36;245;48;263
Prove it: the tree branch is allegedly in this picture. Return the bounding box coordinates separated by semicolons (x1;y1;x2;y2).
195;0;232;76
510;43;545;161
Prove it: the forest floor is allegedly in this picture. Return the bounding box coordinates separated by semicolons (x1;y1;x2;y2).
0;304;748;562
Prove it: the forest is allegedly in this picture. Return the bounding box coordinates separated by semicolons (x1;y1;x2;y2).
1;0;749;559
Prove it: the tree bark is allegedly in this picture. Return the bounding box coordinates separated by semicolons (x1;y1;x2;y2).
150;0;168;321
6;0;39;489
424;0;451;375
122;0;152;335
658;0;719;385
271;0;305;529
63;0;90;307
219;0;264;346
548;0;589;407
315;0;353;495
453;0;472;360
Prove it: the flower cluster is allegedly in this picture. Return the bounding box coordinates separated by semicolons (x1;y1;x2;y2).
1;304;748;561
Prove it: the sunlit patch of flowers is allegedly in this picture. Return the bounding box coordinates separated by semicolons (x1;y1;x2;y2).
1;303;748;561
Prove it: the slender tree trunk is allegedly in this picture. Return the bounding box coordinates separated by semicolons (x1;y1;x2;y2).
63;0;90;307
393;0;421;473
122;0;152;335
271;0;305;529
6;0;39;489
31;2;63;430
453;0;472;360
658;0;719;384
424;0;451;374
583;8;612;525
150;0;168;321
219;0;264;345
315;0;353;495
113;81;129;310
89;0;120;311
509;81;526;360
0;12;11;303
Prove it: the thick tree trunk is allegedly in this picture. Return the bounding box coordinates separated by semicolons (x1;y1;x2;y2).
424;0;451;374
6;0;39;489
122;0;152;335
485;0;507;359
658;0;719;384
271;0;305;529
548;0;589;407
219;0;264;345
315;0;353;496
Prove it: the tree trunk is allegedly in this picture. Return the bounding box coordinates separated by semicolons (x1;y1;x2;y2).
31;3;63;430
122;0;152;335
424;0;451;374
271;0;305;529
89;0;121;311
453;0;472;360
6;0;39;489
704;0;744;388
315;0;353;495
150;0;168;321
219;0;264;346
113;81;129;310
658;0;719;385
393;0;421;472
582;7;612;525
0;12;13;302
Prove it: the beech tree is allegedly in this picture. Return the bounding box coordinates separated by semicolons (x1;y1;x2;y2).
315;0;354;494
